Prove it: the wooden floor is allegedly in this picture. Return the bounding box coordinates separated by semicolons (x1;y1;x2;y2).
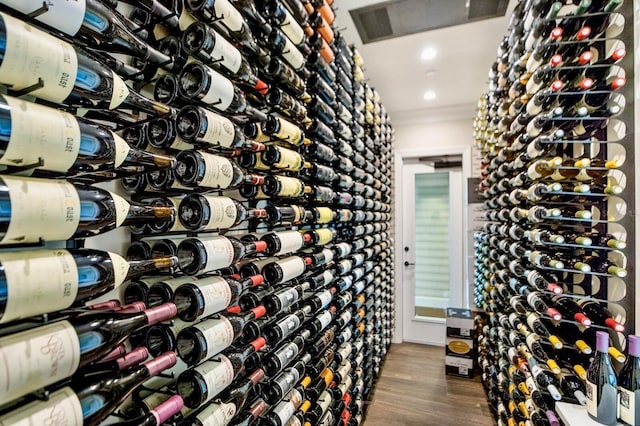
363;343;495;426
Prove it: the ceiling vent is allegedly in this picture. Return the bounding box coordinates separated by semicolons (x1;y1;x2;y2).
350;0;509;44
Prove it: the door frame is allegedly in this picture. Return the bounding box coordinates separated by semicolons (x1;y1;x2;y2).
393;145;473;344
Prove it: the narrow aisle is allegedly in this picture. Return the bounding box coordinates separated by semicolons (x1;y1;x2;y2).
363;343;494;426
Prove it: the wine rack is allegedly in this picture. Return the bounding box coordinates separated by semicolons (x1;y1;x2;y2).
0;1;395;425
473;0;635;424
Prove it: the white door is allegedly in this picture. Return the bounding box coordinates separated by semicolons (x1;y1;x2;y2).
402;162;464;345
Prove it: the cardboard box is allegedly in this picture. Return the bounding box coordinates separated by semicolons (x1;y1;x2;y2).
445;355;475;378
446;307;474;338
445;337;475;359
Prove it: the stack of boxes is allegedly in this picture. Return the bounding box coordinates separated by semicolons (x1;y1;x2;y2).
445;307;477;378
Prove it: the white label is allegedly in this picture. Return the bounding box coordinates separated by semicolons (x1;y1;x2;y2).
196;401;236;426
278;257;306;282
1;96;80;172
1;176;80;244
317;290;332;308
276;288;299;306
275;176;303;197
0;321;80;405
316;311;332;330
280;9;304;45
323;271;335;285
277;314;301;336
281;36;305;70
213;0;244;31
195;316;235;358
201;109;236;148
275;342;299;365
196;355;235;402
201;237;235;273
619;388;638;425
321;248;334;264
111;132;131;168
201;196;237;230
108;191;131;227
274;231;304;255
0;0;86;36
107;251;131;288
273;401;296;424
200;153;234;189
197;276;233;318
109;71;130;110
0;386;82;425
200;67;234;111
585;380;597;416
0;249;78;324
211;32;243;74
0;13;78;103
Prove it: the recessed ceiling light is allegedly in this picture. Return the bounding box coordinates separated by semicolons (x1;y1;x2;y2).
423;90;436;100
421;47;437;61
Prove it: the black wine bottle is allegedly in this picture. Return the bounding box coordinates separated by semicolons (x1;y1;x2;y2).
174;150;264;190
586;331;618;424
177;236;268;276
178;194;266;232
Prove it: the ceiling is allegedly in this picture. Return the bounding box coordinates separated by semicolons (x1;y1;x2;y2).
333;0;516;121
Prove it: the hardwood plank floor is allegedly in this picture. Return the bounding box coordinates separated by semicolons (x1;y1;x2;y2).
363;343;495;426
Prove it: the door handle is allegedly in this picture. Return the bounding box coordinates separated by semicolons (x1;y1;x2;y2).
404;261;415;266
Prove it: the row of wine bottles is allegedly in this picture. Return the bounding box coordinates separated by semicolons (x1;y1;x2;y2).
0;0;396;426
473;0;634;425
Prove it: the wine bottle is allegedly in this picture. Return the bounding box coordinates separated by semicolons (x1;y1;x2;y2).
104;395;184;426
262;230;310;256
263;57;308;98
264;281;312;314
619;335;640;425
586;331;618;425
188;368;265;425
263;306;312;344
174;150;264;190
175;105;265;153
177;235;268;276
0;12;171;115
262;175;310;198
262;255;313;285
177;339;265;408
177;62;266;121
175;305;267;365
261;145;307;171
181;21;268;93
0;303;177;405
178;194;266;232
577;299;625;332
557;367;588;405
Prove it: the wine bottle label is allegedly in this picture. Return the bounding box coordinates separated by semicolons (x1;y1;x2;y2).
1;96;81;172
0;386;82;425
272;400;296;424
316;291;333;309
314;228;334;245
195;401;236;426
201;237;235;272
193;316;234;358
107;251;131;288
275;287;299;308
199;196;237;230
274;342;300;367
0;321;80;405
619;388;638;425
211;32;242;74
200;68;234;111
197;276;233;318
200;109;236;148
274;231;304;255
109;71;130;110
200;154;234;189
277;257;306;282
108;191;131;227
323;271;335;285
0;249;78;324
196;355;235;402
315;207;333;224
110;131;131;168
277;314;301;337
271;121;303;145
272;370;299;397
316;390;333;414
275;176;303;197
273;147;303;170
213;0;244;32
0;177;80;244
279;9;305;45
2;0;87;35
316;310;332;330
280;36;305;70
0;13;78;103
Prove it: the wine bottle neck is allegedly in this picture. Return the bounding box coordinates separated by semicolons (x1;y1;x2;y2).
126;256;177;281
123;204;175;225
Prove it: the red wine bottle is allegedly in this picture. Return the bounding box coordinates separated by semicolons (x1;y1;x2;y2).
177;236;268;276
586;331;618;424
0;303;177;406
104;395;184;426
619;335;640;425
178;194;267;232
174;150;265;190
